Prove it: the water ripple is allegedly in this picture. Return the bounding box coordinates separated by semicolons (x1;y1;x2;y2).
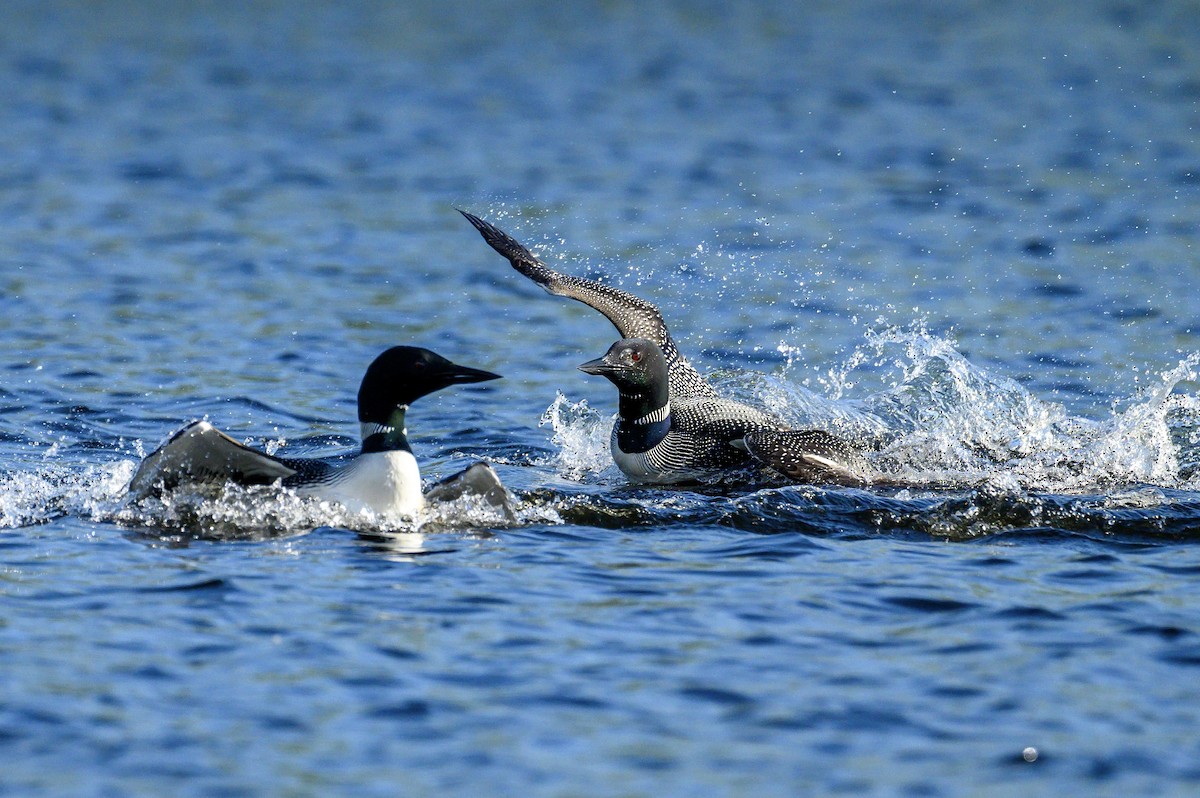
2;1;1200;796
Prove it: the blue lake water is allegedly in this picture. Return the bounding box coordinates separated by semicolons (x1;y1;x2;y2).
3;1;1200;795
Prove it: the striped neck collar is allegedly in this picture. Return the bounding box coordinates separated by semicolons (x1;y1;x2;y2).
360;407;411;454
615;401;671;454
624;401;671;426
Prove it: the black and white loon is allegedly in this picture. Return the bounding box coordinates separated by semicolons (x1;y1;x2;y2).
129;346;509;517
579;337;870;485
460;211;872;486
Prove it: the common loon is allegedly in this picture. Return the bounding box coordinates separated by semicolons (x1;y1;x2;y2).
460;211;872;486
580;338;871;485
128;346;510;517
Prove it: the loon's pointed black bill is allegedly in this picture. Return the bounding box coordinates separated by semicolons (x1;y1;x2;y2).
578;356;617;376
441;363;502;385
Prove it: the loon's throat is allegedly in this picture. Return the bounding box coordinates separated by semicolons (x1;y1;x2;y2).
616;402;672;454
361;406;412;453
617;384;668;422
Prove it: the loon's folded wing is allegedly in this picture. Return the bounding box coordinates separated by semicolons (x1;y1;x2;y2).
459;210;715;399
424;461;515;520
742;428;874;487
129;421;297;498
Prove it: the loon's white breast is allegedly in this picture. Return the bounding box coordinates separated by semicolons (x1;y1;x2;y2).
296;450;425;517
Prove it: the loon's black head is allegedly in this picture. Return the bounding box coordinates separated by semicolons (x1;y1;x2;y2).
357;346;501;424
578;338;670;418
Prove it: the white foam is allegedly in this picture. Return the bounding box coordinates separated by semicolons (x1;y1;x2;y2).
538;392;617;481
0;454;546;539
0;459;135;530
803;324;1200;492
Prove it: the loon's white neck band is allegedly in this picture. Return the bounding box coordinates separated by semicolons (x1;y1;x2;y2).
626;402;671;425
361;421;405;440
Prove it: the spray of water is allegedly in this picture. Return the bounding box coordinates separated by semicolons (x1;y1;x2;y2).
537;392;617;481
538;322;1200;494
835;325;1200;492
0;452;543;539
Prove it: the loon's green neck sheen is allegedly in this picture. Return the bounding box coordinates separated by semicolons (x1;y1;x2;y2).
617;386;667;424
361;406;412;454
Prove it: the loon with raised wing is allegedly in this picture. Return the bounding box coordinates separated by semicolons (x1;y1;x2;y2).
460;210;872;486
129;346;510;517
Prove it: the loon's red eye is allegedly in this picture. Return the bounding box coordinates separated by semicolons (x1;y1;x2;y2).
630;351;641;362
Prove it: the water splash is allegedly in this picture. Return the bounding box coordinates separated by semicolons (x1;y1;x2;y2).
814;324;1200;492
538;392;616;481
0;460;134;530
537;322;1200;494
107;476;535;540
4;329;1195;541
0;455;541;541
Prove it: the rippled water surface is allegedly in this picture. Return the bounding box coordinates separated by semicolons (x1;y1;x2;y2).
3;1;1200;795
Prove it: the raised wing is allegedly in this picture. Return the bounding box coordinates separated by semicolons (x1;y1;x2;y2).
459;210;715;399
129;421;297;498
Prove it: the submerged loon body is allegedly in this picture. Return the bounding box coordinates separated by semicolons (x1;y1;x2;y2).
129;346;509;517
461;211;872;486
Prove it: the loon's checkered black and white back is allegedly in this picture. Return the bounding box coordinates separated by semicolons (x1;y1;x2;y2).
610;392;780;482
580;337;874;487
459;210;716;401
605;364;872;486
